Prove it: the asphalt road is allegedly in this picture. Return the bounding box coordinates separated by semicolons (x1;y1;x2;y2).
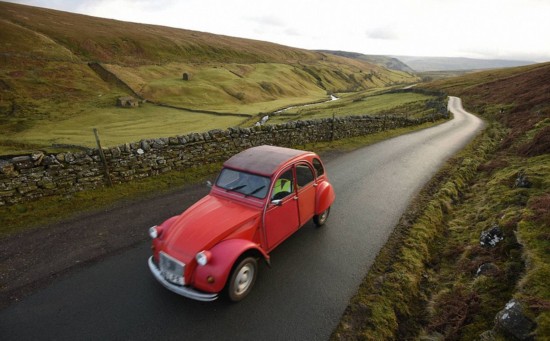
0;97;483;340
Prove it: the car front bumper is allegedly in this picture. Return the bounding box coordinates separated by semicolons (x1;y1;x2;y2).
148;257;218;302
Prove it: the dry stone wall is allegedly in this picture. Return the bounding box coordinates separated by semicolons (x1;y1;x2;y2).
0;113;448;205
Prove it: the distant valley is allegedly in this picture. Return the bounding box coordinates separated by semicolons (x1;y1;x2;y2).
394;55;535;72
319;50;535;72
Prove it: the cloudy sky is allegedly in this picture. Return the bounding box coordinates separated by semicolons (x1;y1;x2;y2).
7;0;550;62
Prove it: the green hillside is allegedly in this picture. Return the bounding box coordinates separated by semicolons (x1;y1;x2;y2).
0;1;419;154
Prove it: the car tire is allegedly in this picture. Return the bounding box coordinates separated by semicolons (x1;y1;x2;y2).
227;256;258;302
313;207;330;227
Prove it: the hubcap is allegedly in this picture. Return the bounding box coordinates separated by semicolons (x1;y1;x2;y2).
319;210;328;223
234;264;254;295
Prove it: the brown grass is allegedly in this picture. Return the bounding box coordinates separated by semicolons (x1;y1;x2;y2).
0;2;379;67
477;159;510;174
427;287;481;339
423;62;550;156
518;126;550;156
528;193;550;227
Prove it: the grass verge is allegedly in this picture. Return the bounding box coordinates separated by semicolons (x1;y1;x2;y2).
331;122;504;340
332;119;549;339
0;163;221;238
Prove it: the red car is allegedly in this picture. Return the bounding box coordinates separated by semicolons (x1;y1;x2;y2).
148;145;335;301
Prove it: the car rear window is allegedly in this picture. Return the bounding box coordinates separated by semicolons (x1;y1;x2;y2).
312;158;324;177
296;164;314;187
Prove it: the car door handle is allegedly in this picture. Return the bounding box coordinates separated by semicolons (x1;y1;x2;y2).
293;196;298;200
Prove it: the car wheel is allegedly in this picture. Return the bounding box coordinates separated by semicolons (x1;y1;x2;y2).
227;257;258;302
313;207;330;227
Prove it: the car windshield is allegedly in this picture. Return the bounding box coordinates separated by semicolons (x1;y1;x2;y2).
216;168;271;199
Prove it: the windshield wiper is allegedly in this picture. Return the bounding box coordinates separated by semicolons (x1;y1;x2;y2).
245;185;265;197
226;184;247;193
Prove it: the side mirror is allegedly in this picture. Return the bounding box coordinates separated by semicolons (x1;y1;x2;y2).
271;199;283;206
206;180;213;188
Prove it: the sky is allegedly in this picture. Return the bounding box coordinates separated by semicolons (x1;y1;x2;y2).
7;0;550;62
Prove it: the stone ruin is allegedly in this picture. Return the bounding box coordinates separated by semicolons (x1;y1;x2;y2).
116;96;139;108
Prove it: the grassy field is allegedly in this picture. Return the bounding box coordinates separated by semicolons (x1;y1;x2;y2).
0;87;439;154
106;62;330;113
268;91;439;123
4;102;248;150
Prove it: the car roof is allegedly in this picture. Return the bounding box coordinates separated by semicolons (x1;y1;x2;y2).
223;145;312;177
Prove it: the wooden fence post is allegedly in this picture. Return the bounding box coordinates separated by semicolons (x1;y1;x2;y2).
93;128;113;187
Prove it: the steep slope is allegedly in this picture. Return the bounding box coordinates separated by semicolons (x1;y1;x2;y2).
426;62;550;147
318;50;415;73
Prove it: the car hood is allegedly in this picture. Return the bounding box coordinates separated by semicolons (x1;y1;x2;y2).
162;194;261;262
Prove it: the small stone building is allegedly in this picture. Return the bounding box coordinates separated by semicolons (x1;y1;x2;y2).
116;96;139;108
182;72;192;81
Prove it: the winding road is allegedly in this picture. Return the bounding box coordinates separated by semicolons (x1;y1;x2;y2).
0;97;483;340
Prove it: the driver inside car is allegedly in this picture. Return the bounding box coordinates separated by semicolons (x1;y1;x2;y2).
272;171;293;200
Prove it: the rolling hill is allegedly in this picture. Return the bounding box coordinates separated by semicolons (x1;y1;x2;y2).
0;1;419;154
315;51;536;74
425;61;550;139
316;50;415;73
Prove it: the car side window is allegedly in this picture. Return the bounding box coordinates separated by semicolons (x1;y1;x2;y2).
296;164;314;188
271;169;294;200
312;158;324;177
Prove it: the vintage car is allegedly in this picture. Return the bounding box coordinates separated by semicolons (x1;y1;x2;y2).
148;145;335;302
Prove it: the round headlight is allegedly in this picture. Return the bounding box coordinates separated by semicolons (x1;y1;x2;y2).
196;250;211;266
148;226;159;239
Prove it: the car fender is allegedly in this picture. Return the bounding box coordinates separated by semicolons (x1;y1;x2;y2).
193;239;269;293
151;215;180;260
160;215;179;229
315;181;335;215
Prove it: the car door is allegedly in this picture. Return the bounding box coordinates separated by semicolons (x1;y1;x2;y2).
295;162;316;224
264;167;300;250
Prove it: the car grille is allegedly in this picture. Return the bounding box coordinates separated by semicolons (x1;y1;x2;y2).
159;252;185;286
